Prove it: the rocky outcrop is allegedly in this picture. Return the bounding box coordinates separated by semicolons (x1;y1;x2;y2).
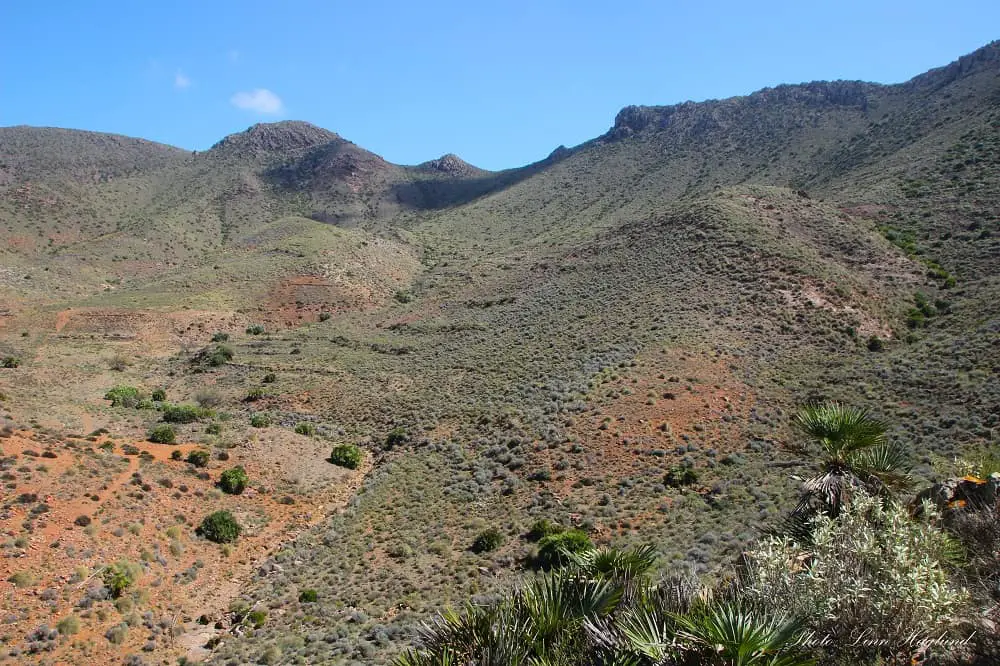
915;473;1000;513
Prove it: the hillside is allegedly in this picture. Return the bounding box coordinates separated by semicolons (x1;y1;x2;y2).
1;41;999;665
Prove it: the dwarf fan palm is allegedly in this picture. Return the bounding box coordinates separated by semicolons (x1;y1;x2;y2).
792;403;911;516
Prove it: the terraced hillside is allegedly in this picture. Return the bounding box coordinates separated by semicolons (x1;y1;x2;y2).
0;41;998;664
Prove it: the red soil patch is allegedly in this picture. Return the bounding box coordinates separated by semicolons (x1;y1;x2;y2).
0;429;368;664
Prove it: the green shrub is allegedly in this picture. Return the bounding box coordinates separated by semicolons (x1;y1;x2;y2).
244;387;267;402
250;413;271;428
211;332;229;342
220;466;249;495
472;528;505;553
205;422;222;435
298;588;318;602
527;519;564;541
151;388;167;402
102;560;140;598
329;444;362;469
186;449;210;468
536;529;593;568
664;465;699;487
162;404;208;423
7;571;36;588
318;312;331;322
170;449;183;460
294;422;316;436
148;425;176;444
105;385;143;408
1;356;21;368
262;372;277;384
56;615;80;635
866;336;885;352
386;426;409;449
197;510;241;544
207;345;233;367
246;324;265;335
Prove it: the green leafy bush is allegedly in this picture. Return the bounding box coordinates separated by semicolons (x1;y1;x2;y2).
664;465;699;487
170;449;183;460
220;466;249;495
250;413;271;428
197;510;241;544
207;345;233;367
102;560;140;598
56;615;80;636
211;332;229;342
262;372;277;384
536;529;594;568
527;519;564;541
151;388;167;402
245;324;265;335
148;425;176;444
162;404;209;423
329;444;362;469
298;588;319;602
244;386;267;402
105;385;143;408
472;528;505;553
186;449;210;468
294;422;316;436
2;356;22;368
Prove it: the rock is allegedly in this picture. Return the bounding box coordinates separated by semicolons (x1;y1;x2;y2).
915;473;1000;513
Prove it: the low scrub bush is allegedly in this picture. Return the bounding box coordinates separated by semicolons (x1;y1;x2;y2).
162;404;210;423
197;510;241;544
105;385;143;408
186;449;210;468
329;444;362;469
148;425;176;444
536;529;593;568
472;528;505;553
250;413;271;428
2;356;21;368
103;560;140;598
219;466;248;495
294;422;316;436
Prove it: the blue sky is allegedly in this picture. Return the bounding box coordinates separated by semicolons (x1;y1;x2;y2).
2;1;997;170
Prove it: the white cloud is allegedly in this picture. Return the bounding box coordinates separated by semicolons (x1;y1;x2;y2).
230;88;284;114
174;71;191;89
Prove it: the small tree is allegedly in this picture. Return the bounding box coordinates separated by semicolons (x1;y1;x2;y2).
105;385;143;408
329;444;362;469
103;561;140;598
197;510;241;544
536;529;593;569
386;426;409;449
220;466;249;495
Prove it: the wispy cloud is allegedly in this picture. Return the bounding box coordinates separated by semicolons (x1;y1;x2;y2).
174;71;191;89
230;88;284;114
227;49;241;64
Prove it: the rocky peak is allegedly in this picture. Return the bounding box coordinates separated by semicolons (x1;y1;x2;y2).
419;153;485;176
209;121;341;158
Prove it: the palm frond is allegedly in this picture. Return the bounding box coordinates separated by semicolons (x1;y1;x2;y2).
567;544;659;581
794;403;887;460
850;442;913;492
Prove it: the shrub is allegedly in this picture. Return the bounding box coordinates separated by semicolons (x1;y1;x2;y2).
56;615;80;636
472;528;505;553
194;389;224;408
536;529;594;568
74;515;92;527
206;345;233;367
262;372;277;384
386;426;409;449
664;465;699;488
318;312;331;322
211;332;229;342
148;425;176;444
8;571;36;588
105;385;143;408
103;560;140;598
2;356;21;368
206;422;222;435
329;444;362;469
250;413;271;428
151;388;167;402
244;387;266;402
527;519;564;541
294;422;316;436
298;588;319;602
186;450;210;468
867;336;885;352
162;404;207;423
170;449;183;460
197;511;241;544
742;491;968;662
219;466;249;495
245;324;265;335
